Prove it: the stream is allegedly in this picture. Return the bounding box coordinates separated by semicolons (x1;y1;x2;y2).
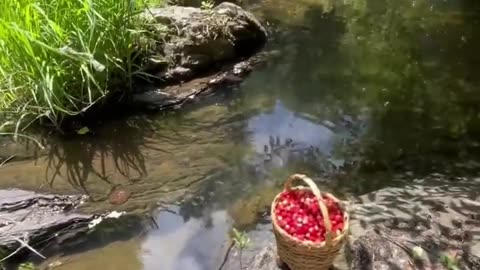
2;0;480;269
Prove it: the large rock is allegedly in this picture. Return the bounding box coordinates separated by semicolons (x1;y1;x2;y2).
347;175;480;270
349;226;480;270
0;189;144;264
131;50;278;109
140;2;267;82
0;189;92;253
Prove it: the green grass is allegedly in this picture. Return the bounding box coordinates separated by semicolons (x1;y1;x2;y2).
0;0;163;132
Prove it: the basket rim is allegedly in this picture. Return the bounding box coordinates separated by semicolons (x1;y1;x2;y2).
271;186;349;248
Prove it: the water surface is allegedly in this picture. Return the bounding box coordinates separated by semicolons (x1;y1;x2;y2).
3;0;480;268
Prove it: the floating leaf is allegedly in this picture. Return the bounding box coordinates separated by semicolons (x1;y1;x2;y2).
76;126;90;135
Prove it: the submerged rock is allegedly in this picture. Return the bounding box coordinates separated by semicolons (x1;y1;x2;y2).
140;2;267;82
108;186;132;205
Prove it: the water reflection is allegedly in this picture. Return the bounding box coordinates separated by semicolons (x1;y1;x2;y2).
247;100;335;155
1;89;343;212
250;0;480;174
141;208;230;270
45;116;153;198
47;207;231;270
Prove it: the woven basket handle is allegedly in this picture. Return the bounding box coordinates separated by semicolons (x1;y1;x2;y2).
284;174;333;245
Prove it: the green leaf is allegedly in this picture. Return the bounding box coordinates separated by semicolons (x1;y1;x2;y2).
18;262;35;270
76;126;90;135
232;228;250;249
440;253;460;270
232;228;241;240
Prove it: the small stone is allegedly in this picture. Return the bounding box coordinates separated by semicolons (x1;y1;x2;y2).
108;187;132;205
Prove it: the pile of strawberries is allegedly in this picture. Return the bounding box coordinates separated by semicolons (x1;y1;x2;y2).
273;190;345;243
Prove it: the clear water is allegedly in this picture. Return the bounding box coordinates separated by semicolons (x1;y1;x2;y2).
2;0;480;268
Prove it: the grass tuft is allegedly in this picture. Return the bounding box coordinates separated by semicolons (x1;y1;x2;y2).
0;0;164;132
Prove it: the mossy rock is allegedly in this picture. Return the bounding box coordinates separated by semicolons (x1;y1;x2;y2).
139;2;267;82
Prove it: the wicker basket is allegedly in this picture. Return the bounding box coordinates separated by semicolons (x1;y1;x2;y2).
271;174;349;270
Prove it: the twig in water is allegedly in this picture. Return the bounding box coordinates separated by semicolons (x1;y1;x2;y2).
150;216;159;229
0;246;23;262
12;236;46;259
0;155;15;167
0;236;45;262
239;249;243;270
217;240;234;270
0;216;45;262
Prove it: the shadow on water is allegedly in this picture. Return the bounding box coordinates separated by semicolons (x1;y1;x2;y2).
44;117;157;199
